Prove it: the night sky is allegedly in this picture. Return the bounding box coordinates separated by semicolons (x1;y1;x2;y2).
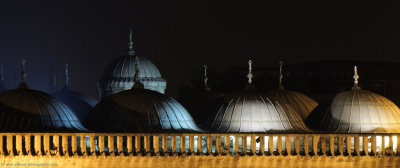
1;0;400;98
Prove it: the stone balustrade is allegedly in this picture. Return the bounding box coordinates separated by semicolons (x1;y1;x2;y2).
0;133;399;157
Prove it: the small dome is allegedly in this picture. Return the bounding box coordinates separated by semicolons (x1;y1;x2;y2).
84;87;201;132
316;66;400;133
0;88;87;131
268;89;318;119
52;89;98;122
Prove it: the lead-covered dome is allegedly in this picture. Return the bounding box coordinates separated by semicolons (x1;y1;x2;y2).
97;30;166;98
202;60;310;133
52;64;98;122
317;66;400;133
0;59;86;132
85;57;200;132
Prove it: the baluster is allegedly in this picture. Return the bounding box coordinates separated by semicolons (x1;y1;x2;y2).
363;136;368;155
381;136;385;156
330;135;335;156
234;135;239;155
259;136;265;155
80;135;86;155
61;135;68;155
207;136;212;154
109;136;115;155
72;135;77;155
321;136;326;156
312;135;318;155
338;136;343;156
189;135;194;154
34;135;41;155
225;135;231;155
251;135;256;155
0;135;3;155
216;135;221;155
277;135;282;155
304;136;309;156
295;136;300;156
354;136;360;156
286;136;291;155
15;134;22;155
389;135;394;156
25;135;31;155
397;135;400;155
346;136;351;156
268;136;273;155
243;136;247;155
371;136;377;156
144;135;150;155
98;135;105;155
6;135;12;155
89;135;95;155
127;136;133;155
53;135;60;156
135;135;141;154
180;135;186;155
171;135;177;154
117;135;123;155
162;135;168;154
197;135;203;155
153;135;159;155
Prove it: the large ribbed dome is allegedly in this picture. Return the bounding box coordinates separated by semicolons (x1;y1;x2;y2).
202;60;310;133
97;30;166;97
0;88;87;131
317;66;400;133
84;86;201;133
269;89;317;120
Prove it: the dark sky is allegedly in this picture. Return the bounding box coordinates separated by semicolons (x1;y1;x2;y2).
1;0;400;98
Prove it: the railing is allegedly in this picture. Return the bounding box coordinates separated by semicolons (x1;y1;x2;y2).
0;133;399;157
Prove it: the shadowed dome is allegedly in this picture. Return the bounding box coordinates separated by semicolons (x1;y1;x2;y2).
316;66;400;133
268;61;317;119
202;60;310;133
86;57;200;133
52;64;98;122
97;29;166;97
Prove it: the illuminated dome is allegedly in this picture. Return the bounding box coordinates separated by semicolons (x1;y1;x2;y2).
317;66;400;133
0;59;86;131
202;60;310;133
85;57;200;132
52;64;98;122
268;61;318;119
97;29;166;98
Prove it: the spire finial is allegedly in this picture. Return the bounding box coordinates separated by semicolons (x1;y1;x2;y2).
247;59;253;84
203;65;211;91
352;66;361;90
64;64;69;89
128;28;136;55
18;58;28;89
132;56;144;89
278;60;284;90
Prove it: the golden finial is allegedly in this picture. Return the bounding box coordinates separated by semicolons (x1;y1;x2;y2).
352;66;361;90
247;60;253;84
204;65;210;91
278;60;284;90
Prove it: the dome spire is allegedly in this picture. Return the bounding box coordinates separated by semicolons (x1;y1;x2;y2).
132;56;144;89
203;65;211;91
64;64;69;90
278;60;284;90
352;66;361;90
128;28;136;56
18;58;28;89
247;59;253;84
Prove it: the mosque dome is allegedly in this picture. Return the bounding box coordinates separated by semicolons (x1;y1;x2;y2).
0;59;86;132
268;61;318;119
85;57;200;133
52;64;98;122
97;29;166;98
201;60;310;133
317;66;400;133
